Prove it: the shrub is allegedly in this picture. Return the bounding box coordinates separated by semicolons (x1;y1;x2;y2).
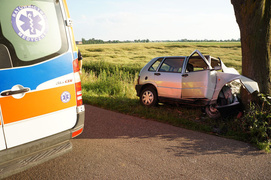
241;94;271;151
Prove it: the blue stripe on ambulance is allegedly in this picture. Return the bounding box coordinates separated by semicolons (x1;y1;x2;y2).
0;52;73;92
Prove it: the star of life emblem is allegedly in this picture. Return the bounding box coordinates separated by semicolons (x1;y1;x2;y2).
61;91;71;103
11;5;48;42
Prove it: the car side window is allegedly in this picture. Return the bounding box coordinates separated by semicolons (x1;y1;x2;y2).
148;58;163;72
186;57;208;72
158;58;184;73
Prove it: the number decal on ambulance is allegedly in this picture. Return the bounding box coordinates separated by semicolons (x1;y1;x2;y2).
11;5;49;42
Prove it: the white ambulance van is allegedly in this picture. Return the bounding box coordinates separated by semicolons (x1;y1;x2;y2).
0;0;85;178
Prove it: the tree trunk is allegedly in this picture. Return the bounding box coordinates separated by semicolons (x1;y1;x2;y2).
231;0;271;99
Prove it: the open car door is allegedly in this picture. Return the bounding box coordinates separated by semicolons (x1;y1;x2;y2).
182;50;217;99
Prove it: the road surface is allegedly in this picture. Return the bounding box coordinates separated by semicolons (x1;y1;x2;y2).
6;105;271;179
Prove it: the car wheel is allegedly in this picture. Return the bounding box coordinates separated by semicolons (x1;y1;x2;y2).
205;104;221;119
140;87;158;106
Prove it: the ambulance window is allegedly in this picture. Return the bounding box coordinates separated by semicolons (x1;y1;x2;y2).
0;45;12;69
0;0;68;66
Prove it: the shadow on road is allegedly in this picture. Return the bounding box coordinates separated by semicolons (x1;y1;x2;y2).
77;105;265;158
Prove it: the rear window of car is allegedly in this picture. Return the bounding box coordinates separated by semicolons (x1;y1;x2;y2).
0;0;68;67
148;58;163;72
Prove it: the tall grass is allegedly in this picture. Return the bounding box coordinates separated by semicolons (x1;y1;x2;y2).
81;64;138;98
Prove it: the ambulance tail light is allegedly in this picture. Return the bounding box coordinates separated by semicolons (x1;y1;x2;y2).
73;59;80;73
75;81;83;106
73;59;83;106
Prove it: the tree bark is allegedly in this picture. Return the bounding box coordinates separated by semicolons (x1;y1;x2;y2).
231;0;271;97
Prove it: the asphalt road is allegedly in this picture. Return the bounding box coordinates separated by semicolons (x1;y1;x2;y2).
6;105;271;180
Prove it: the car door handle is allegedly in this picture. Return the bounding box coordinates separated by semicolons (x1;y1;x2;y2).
182;74;189;77
154;73;161;76
1;88;30;96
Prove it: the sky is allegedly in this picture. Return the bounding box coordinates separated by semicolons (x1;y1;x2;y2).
66;0;240;41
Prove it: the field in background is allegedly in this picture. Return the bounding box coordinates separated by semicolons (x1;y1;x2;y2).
79;42;242;72
80;42;243;135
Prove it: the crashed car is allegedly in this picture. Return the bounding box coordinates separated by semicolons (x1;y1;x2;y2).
135;50;259;118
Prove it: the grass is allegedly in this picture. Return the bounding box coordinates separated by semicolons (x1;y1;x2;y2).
80;42;244;138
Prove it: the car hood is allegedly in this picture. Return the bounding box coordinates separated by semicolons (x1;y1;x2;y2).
238;75;260;93
220;62;259;93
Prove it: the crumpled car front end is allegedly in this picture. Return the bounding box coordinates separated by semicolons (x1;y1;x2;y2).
208;61;260;118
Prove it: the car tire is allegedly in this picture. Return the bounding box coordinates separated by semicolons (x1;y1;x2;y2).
205;105;221;119
140;87;158;106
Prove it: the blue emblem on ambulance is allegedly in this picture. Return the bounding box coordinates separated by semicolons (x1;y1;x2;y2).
11;5;48;42
61;91;71;103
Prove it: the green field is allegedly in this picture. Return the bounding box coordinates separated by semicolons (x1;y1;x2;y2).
80;42;243;131
80;41;242;104
80;42;242;72
79;42;271;151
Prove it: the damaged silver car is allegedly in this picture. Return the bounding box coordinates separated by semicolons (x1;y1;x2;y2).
135;50;259;118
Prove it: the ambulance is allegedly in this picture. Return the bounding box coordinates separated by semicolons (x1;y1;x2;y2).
0;0;85;178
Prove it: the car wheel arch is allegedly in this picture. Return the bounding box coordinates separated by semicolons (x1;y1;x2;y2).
212;77;242;101
140;83;158;95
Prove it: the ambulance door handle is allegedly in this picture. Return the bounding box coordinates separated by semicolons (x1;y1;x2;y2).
1;88;30;96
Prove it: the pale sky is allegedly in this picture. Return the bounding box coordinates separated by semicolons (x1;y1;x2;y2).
66;0;240;41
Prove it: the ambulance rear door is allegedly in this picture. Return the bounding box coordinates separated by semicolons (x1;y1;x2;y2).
0;0;78;149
